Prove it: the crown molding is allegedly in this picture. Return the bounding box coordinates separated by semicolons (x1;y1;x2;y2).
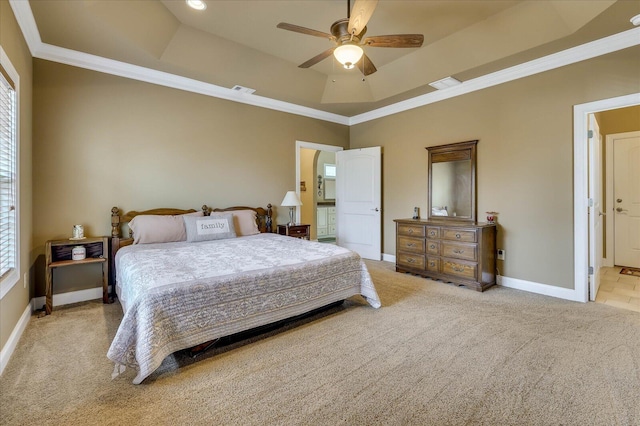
9;0;640;126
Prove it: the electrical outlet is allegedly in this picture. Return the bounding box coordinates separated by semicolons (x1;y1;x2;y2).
497;249;505;260
24;271;29;288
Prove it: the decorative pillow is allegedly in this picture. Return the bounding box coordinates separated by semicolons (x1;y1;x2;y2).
231;210;260;236
183;213;236;242
129;211;203;244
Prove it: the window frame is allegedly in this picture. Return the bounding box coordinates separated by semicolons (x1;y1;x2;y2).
0;46;21;300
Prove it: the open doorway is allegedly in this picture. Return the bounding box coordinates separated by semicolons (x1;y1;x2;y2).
574;94;640;303
296;141;343;242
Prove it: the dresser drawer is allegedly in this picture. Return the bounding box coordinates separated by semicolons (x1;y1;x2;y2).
426;257;440;272
398;224;425;237
442;242;477;261
398;236;425;254
397;252;425;270
442;259;477;280
426;226;440;239
426;240;440;255
442;228;477;243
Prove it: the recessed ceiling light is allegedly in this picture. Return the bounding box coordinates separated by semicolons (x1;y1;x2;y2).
428;76;462;90
631;14;640;26
186;0;207;11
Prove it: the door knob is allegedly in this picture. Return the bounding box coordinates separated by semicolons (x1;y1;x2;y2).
371;208;380;212
616;207;627;213
617;199;623;203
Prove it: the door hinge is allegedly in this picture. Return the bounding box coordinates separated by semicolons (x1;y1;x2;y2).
588;198;594;207
588;266;594;275
588;130;594;138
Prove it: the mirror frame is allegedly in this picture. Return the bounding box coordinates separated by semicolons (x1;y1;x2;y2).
426;140;478;222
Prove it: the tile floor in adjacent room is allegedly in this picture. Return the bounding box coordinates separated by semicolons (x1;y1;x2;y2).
595;266;640;313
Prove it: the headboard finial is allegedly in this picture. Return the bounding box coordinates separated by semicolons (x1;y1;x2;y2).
111;207;121;238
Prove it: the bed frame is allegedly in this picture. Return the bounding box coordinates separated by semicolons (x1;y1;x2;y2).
109;204;273;291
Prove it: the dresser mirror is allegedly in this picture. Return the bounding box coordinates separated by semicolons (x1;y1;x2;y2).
426;140;477;222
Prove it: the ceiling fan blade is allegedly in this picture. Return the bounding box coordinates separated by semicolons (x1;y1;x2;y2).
356;53;377;76
277;23;333;40
299;48;336;69
348;0;378;36
362;34;424;48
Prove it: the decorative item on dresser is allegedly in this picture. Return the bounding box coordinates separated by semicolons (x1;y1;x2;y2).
395;219;496;291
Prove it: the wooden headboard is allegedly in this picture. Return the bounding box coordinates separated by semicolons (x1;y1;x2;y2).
108;204;273;289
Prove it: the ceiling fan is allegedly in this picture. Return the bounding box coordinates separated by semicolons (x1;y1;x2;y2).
277;0;424;76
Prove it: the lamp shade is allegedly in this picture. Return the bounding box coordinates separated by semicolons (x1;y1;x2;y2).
334;44;364;70
281;191;302;207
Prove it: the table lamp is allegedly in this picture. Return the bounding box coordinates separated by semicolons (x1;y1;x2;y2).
281;191;302;226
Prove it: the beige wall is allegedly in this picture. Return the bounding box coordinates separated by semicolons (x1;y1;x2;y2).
32;59;349;296
0;0;33;352
350;46;640;290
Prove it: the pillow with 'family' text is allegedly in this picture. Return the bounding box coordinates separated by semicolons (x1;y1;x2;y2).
183;213;236;242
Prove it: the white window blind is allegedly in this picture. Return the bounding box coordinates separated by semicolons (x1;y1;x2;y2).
0;66;16;281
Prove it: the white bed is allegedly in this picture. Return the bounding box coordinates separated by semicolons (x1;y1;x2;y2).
107;206;380;384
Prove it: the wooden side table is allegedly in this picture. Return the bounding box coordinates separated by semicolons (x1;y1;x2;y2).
44;236;110;315
277;224;310;240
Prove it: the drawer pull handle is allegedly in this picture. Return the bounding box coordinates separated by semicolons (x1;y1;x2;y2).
452;265;465;272
406;243;415;247
406;258;415;263
430;262;435;267
455;233;461;239
453;249;464;254
430;244;436;249
408;229;414;234
430;231;436;236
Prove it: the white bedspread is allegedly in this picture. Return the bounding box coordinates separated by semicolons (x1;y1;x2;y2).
107;233;381;384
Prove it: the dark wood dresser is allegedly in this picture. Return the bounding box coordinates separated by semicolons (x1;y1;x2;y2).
394;219;496;291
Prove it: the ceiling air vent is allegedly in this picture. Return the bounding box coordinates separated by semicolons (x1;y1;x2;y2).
231;85;256;94
429;77;462;90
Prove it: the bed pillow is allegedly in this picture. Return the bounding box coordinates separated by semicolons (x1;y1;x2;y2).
129;211;203;244
183;213;237;242
231;210;260;236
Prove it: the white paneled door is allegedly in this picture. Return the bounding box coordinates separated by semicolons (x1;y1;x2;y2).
588;114;603;300
336;147;381;260
613;133;640;268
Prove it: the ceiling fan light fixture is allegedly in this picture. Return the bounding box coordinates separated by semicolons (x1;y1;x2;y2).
186;0;207;11
334;44;364;69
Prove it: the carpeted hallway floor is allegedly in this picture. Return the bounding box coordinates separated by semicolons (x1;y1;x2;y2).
1;260;639;425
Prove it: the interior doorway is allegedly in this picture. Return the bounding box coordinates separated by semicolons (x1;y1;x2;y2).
574;93;640;303
296;141;343;242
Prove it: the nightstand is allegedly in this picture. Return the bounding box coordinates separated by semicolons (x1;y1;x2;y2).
277;224;310;240
44;236;110;315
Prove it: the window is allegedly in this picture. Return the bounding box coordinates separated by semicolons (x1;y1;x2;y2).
324;164;336;178
0;48;19;298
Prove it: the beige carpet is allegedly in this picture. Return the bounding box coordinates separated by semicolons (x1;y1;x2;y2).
1;260;639;425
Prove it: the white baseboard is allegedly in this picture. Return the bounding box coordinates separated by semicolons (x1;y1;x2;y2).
0;304;31;376
382;253;396;263
32;287;107;312
498;275;582;302
376;255;580;302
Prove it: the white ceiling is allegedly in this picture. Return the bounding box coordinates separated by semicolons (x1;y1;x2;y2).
16;0;640;120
